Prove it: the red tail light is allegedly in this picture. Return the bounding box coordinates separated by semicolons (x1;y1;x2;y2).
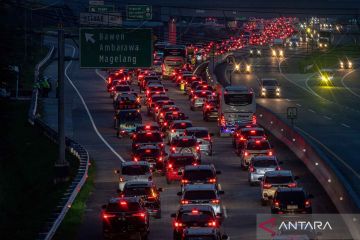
174;221;183;227
268;151;273;156
168;163;173;168
207;221;217;227
181;200;189;204
171;129;175;133
208;178;216;183
263;183;272;189
249;166;255;172
181;179;189;184
119;177;124;182
288;182;297;188
103;213;116;219
244;151;249;156
133;157;139;162
132;212;146;218
171;147;176;152
196;146;200;151
305;200;311;207
211;199;220;204
274;200;280;207
276;166;281;170
158;156;163;162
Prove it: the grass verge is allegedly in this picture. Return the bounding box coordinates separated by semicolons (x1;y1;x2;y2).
0;100;78;240
53;159;95;240
298;45;360;72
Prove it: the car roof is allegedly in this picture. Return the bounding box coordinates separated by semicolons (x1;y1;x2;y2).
251;156;277;161
185;127;209;132
122;161;150;167
224;85;250;92
264;170;293;177
124;180;153;187
184;227;218;235
276;187;304;193
184;184;217;191
137;144;160;150
179;204;214;212
184;164;214;171
172;120;192;124
147;83;164;87
169;152;196;158
118;109;139;113
108;196;139;204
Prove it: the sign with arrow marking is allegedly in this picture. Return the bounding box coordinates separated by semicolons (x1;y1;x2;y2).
79;28;153;68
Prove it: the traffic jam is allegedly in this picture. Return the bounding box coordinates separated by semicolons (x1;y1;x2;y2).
101;17;316;240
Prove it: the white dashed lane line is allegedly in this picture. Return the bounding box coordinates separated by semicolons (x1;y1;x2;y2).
296;103;302;107
324;116;332;120
308;109;315;113
341;123;351;128
222;205;228;218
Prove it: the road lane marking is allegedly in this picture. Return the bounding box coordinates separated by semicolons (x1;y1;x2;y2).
222;205;228;218
218;183;222;190
340;69;360;98
296;103;302;107
324;116;332;120
286;98;291;102
95;69;107;83
341;123;350;128
308;109;315;113
66;45;125;163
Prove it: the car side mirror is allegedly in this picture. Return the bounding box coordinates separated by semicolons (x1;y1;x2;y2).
308;194;314;199
102;204;107;210
216;170;222;175
258;177;263;181
218;190;225;195
158;187;163;192
294;176;299;180
222;234;229;240
177;191;182;196
170;213;176;218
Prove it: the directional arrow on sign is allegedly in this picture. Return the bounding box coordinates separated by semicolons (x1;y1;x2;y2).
85;33;95;44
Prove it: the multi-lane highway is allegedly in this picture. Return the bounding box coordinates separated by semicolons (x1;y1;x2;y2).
38;39;345;239
214;39;360;206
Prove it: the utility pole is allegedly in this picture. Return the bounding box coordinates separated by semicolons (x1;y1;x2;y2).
54;25;69;183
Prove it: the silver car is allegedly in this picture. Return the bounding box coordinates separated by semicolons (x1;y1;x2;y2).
168;120;193;143
116;161;152;191
240;139;273;170
259;170;298;206
260;78;280;98
184;127;214;156
248;156;282;185
190;90;213;110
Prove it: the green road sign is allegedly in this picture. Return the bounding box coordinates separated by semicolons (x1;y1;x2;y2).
126;5;152;20
80;28;152;68
89;5;114;13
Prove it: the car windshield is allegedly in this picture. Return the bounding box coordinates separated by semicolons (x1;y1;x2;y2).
172;138;197;147
184;190;216;200
247;141;270;150
262;80;278;86
116;85;131;91
106;202;141;212
172;122;193;129
134;132;162;143
186;130;208;138
123;186;151;197
224;93;253;106
253;160;277;168
169;156;196;168
265;176;293;184
180;211;214;224
122;165;150;175
276;191;305;203
184;170;214;180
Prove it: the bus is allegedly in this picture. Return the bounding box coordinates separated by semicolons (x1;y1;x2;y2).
162;45;187;78
217;85;256;137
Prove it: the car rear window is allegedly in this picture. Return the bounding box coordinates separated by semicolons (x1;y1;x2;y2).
149;86;164;91
242;129;265;137
186;130;208;138
186;237;216;240
122;165;150;175
123;186;151;197
137;148;160;156
172;138;197;147
180;211;214;223
247;141;270;150
151;96;169;102
172;122;193;129
276;191;305;203
262;80;278;86
184;190;216;200
194;91;212;97
134;132;162;143
253;160;277;168
265;175;293;184
116;85;131;91
184;169;214;180
107;202;141;212
169;156;196;167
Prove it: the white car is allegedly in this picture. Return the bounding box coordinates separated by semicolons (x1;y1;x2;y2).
116;161;152;191
168;120;193;143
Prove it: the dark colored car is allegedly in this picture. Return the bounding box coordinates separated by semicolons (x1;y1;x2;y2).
202;99;219;122
170;136;201;161
101;196;149;239
121;180;163;218
181;227;228;240
132;145;167;171
271;187;313;214
165;153;199;184
114;109;142;137
132;130;165;152
171;205;220;240
180;165;221;189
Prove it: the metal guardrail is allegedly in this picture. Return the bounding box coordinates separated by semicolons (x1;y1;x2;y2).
28;45;90;240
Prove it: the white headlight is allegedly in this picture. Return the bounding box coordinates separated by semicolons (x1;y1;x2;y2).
262;88;266;91
276;87;280;91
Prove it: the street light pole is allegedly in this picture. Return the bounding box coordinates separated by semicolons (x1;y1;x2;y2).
54;25;69;183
